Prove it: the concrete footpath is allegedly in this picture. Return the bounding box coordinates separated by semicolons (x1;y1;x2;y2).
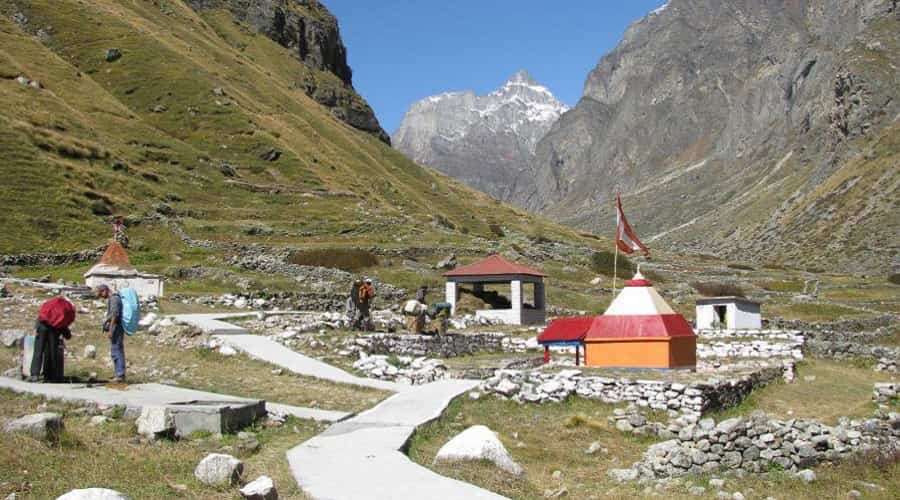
216;334;409;393
170;313;253;335
0;377;348;422
287;379;507;500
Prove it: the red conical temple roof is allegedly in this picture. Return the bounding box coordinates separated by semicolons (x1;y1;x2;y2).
98;241;134;269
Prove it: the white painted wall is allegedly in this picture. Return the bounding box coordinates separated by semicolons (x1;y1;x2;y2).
85;275;164;299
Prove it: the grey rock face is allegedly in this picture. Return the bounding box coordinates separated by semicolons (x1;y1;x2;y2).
515;0;899;272
3;412;63;442
394;70;568;200
1;329;25;348
186;0;388;142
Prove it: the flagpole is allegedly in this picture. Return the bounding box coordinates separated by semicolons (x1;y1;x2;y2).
612;194;619;297
612;238;619;297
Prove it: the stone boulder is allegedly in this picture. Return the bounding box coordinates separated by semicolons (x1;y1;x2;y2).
136;406;174;440
3;413;63;442
1;329;25;348
239;475;278;500
57;489;130;500
83;345;97;359
434;425;523;476
194;453;243;486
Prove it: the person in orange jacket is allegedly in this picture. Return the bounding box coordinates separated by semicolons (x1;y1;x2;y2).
357;278;375;331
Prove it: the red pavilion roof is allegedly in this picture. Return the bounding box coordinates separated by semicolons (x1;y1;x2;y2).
444;254;546;278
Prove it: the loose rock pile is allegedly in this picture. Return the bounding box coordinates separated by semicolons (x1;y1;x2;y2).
873;382;897;405
481;363;792;416
875;358;898;373
352;353;448;385
614;409;900;481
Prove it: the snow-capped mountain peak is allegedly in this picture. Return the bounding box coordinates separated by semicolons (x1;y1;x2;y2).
393;70;569;200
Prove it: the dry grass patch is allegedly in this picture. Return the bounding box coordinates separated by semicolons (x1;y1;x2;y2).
770;302;867;322
409;395;900;500
711;359;890;424
0;389;317;499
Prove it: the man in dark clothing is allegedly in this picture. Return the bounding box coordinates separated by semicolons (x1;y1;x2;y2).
348;279;362;328
95;285;126;383
30;319;70;383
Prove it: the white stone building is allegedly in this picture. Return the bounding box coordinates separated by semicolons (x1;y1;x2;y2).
695;296;761;330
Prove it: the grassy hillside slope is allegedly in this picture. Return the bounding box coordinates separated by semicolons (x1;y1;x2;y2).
0;0;582;255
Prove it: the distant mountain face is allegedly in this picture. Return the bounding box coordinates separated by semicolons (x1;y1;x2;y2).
513;0;900;273
393;70;568;200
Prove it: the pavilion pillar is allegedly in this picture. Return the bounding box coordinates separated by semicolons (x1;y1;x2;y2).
543;346;550;364
510;279;523;323
534;280;546;310
473;282;484;294
445;280;458;315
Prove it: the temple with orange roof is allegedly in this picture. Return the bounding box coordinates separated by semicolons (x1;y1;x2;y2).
539;270;696;369
443;254;546;325
84;241;164;298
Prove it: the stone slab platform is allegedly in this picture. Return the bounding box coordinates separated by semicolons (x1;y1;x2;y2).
0;377;348;424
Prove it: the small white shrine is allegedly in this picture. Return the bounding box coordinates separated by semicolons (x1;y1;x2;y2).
695;296;761;330
84;241;164;298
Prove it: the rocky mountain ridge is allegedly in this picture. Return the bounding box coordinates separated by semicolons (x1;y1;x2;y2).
393;70;568;200
513;0;899;273
186;0;389;142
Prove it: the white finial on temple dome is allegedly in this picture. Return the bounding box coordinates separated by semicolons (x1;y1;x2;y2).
634;263;644;280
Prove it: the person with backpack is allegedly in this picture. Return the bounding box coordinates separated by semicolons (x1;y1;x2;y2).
94;285;139;383
357;278;375;331
30;296;76;383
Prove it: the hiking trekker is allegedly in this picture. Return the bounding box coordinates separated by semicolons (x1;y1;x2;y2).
94;285;126;383
358;278;375;332
30;296;75;383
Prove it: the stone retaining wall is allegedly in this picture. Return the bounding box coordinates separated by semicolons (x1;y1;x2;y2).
0;246;104;267
804;340;900;360
480;362;793;416
616;409;900;481
349;333;521;358
698;341;803;359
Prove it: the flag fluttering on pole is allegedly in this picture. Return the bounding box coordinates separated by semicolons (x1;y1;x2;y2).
615;194;649;257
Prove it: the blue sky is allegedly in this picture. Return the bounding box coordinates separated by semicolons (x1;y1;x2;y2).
325;0;668;134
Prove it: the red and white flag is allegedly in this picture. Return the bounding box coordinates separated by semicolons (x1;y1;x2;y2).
615;194;649;257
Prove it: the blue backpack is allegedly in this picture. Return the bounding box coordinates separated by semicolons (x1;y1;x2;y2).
119;288;141;336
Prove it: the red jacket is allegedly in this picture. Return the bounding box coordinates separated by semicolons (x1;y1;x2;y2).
38;297;76;329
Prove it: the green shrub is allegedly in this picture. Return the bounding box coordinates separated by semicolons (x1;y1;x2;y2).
727;263;756;271
590;251;634;277
488;224;505;238
759;280;805;293
288;248;378;271
691;281;746;297
888;273;900;286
